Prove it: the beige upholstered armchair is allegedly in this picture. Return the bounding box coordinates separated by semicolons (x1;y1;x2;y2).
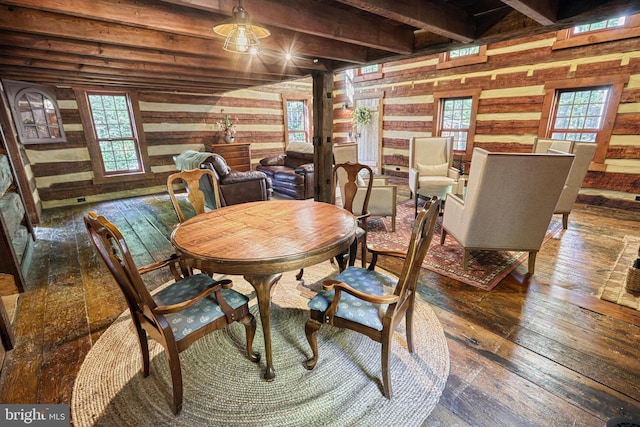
532;138;597;229
333;143;397;231
440;148;574;274
409;136;460;202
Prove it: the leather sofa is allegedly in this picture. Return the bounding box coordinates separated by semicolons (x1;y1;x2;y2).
256;142;315;199
174;150;272;206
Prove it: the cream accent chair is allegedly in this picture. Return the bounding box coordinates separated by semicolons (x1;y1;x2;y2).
409;136;460;202
532;138;597;229
333;143;398;231
440;148;574;274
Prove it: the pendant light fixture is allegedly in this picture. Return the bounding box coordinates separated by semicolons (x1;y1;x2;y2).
213;0;270;54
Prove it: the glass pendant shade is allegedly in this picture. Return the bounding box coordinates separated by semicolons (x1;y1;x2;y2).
213;3;270;54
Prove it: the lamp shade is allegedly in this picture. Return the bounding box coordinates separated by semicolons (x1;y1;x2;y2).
213;4;270;54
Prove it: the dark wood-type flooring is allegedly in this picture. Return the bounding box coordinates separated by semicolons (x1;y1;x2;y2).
1;190;640;426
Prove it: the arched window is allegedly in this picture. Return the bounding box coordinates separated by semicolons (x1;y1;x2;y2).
3;80;66;144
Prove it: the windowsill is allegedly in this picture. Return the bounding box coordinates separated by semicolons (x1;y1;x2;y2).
437;46;488;70
93;171;155;185
552;25;640;50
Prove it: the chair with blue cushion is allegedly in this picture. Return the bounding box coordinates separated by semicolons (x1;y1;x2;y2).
303;196;441;398
84;211;259;414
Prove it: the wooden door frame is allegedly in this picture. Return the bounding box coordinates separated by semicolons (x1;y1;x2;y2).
354;91;384;172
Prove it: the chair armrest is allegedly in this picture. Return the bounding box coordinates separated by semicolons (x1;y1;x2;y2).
447;167;460;180
408;167;419;193
138;253;183;281
153;278;233;315
366;245;407;269
295;163;314;174
259;154;285;166
323;279;400;305
220;170;268;185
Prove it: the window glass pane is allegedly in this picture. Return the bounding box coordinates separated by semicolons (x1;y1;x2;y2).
449;46;480;58
550;87;609;143
574;16;626;34
16;91;64;142
360;64;379;74
88;93;142;174
285;99;308;143
440;97;472;150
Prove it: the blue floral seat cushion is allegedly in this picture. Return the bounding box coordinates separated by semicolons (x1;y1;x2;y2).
308;267;397;331
153;273;249;341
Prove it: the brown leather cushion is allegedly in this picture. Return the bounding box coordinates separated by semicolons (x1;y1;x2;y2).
205;154;231;177
259;154;285;166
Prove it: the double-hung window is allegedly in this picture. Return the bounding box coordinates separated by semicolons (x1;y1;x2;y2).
284;98;310;143
539;75;628;169
87;93;143;174
549;87;609;142
440;97;473;151
77;89;151;182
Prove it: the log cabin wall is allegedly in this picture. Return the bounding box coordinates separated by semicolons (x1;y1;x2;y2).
333;21;640;194
20;80;312;210
6;18;640;211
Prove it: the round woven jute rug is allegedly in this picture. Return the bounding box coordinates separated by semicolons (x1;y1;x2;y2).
72;263;449;427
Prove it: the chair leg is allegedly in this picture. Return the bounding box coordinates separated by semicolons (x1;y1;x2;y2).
296;269;304;280
405;302;416;353
240;313;261;363
164;343;183;415
304;318;321;370
360;240;367;268
133;322;150;377
391;215;396;232
439;229;447;245
527;251;537;274
381;331;393;399
348;238;358;267
562;213;569;229
463;249;470;271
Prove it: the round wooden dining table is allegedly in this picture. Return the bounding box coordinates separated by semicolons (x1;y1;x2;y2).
170;199;357;381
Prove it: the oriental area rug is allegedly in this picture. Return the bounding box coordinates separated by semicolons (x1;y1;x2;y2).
71;263;450;427
367;200;564;291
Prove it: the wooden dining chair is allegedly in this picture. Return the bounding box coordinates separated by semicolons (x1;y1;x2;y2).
296;161;373;281
167;168;221;223
84;211;259;414
303;196;441;398
332;161;374;268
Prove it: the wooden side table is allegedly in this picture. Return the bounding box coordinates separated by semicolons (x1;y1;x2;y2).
208;142;251;171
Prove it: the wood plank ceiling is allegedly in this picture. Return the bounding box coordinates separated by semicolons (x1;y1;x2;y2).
1;0;639;94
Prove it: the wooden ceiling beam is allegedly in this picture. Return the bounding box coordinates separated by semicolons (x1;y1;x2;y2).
0;32;317;78
500;0;559;25
0;47;291;86
335;0;475;42
0;1;371;64
0;65;244;93
0;56;278;89
161;0;415;54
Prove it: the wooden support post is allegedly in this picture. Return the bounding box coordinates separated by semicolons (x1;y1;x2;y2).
312;71;334;203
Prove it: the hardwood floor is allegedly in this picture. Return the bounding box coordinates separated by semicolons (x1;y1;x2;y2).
1;192;639;426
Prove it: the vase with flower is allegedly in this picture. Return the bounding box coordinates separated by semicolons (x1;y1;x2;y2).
217;109;238;143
